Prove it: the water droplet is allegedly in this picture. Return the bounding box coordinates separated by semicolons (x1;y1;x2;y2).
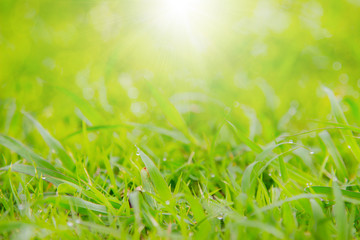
217;216;223;220
309;151;314;155
165;200;170;205
136;151;140;156
75;219;81;224
163;157;167;162
42;176;46;180
348;145;351;149
67;222;74;227
288;140;294;144
268;173;272;176
279;173;282;177
211;174;215;178
18;204;24;210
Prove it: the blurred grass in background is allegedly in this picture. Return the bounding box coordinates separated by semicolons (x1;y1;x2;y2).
2;0;360;141
2;0;360;239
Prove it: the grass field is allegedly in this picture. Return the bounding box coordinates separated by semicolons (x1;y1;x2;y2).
2;0;360;239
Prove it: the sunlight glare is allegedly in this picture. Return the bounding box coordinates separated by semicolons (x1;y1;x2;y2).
161;0;196;27
152;0;209;33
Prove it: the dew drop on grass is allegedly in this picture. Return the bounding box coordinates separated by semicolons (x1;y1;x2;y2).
18;204;24;210
136;151;140;156
309;151;314;155
42;176;46;180
75;219;81;224
67;222;74;227
348;145;351;149
217;213;224;220
165;200;170;205
289;140;294;144
268;173;272;176
211;174;215;178
163;157;167;162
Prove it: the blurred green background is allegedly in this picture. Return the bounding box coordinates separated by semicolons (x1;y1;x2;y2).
1;0;360;147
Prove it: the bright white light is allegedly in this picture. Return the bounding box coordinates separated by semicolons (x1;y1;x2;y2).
142;0;222;52
161;0;194;26
151;0;207;32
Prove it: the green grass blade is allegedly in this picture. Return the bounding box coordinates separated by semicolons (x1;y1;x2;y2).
78;221;122;239
306;186;360;203
104;154;118;194
140;168;156;209
278;154;288;183
241;161;259;193
230;217;285;239
310;199;330;240
137;148;172;203
183;183;211;239
319;131;347;180
43;195;108;214
23;111;76;171
259;194;325;212
63;124;131;140
323;86;360;163
147;83;198;145
128;122;190;144
227;120;262;153
333;181;348;240
0;164;79;187
0;134;56;171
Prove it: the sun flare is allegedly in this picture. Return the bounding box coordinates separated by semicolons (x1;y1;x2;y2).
159;0;200;28
146;0;218;49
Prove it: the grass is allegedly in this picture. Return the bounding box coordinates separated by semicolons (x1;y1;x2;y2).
1;86;360;239
2;0;360;239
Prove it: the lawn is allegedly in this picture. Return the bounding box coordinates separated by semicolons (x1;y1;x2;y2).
1;0;360;239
